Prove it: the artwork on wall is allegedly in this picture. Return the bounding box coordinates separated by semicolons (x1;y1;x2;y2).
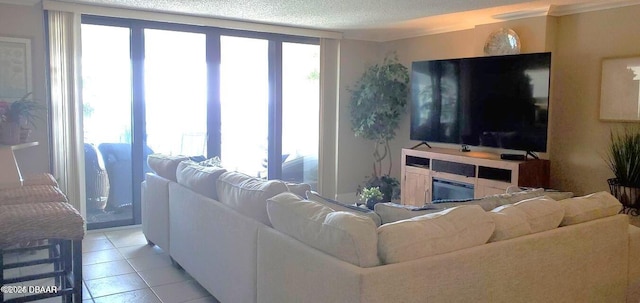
600;55;640;121
0;37;32;100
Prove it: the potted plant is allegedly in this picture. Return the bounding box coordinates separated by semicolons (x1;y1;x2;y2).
0;92;44;144
605;128;640;215
349;53;409;202
360;186;384;210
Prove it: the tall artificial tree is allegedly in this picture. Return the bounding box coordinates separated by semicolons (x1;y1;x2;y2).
349;54;409;202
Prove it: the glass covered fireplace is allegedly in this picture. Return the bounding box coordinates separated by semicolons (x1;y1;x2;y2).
432;178;474;201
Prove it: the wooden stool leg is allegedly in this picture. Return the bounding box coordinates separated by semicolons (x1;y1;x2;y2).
1;249;4;302
72;240;82;302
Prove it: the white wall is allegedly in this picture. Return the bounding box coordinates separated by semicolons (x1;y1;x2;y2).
333;39;382;198
0;3;50;176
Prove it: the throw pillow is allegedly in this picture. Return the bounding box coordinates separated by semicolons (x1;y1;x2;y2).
307;191;382;227
216;171;288;226
373;202;442;224
267;192;380;268
488;204;532;242
377;205;495;264
175;161;227;201
512;196;564;233
147;154;190;181
558;191;622;226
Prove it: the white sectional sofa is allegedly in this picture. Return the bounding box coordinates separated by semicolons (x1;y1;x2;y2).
142;155;640;303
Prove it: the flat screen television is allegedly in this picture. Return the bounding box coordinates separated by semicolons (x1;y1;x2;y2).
410;52;551;152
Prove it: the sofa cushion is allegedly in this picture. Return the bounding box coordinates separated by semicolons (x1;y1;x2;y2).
147;154;190;181
307;191;382;227
430;188;546;211
377;205;494;264
176;161;227;201
267;192;380;268
512;196;564;233
488;205;532;242
558;191;622;226
373;202;442;225
216;171;288;226
286;183;312;198
431;195;503;211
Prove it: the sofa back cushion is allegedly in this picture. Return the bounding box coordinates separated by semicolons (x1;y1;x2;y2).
373;202;442;225
176;161;227;201
488;205;532;242
216;171;288;226
285;183;312;198
267;192;380;268
512;196;564;233
377;205;494;264
147;154;190;181
559;191;622;226
307;191;382;227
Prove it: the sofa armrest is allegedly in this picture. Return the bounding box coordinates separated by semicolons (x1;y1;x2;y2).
257;227;363;303
141;173;171;253
628;224;640;302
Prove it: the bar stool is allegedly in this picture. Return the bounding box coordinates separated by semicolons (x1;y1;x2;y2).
0;202;85;302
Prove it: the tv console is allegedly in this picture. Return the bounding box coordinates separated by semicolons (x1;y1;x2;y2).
401;147;550;207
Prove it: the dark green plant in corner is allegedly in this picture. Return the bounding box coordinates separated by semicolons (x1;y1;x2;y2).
349;53;409;202
606;128;640;187
605;128;640;213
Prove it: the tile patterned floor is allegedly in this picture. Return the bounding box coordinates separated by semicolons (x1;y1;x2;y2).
2;226;220;303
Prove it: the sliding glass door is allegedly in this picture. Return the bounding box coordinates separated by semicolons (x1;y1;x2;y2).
80;16;321;229
281;42;320;187
144;29;207;156
219;36;269;177
81;23;135;229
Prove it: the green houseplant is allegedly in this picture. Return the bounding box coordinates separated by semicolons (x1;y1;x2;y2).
0;92;44;144
606;128;640;214
360;186;384;210
349;54;409;202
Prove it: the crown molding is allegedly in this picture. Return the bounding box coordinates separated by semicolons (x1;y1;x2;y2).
490;6;551;20
345;22;476;42
0;0;39;5
549;0;640;16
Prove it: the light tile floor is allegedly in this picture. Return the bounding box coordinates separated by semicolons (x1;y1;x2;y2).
3;226;219;303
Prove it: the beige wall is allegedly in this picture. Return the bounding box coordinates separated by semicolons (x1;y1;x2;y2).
337;7;640;197
550;5;640;195
334;39;382;196
0;3;50;176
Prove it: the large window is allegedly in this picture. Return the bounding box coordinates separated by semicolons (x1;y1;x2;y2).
144;29;207;156
220;36;269;176
81;17;320;228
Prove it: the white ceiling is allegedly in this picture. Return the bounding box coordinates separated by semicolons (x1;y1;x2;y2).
6;0;640;41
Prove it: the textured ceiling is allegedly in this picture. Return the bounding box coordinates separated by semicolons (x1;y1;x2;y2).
28;0;640;40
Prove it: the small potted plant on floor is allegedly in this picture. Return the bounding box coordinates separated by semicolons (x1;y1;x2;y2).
606;128;640;215
360;186;384;210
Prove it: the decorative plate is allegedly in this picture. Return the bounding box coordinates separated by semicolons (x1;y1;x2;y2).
483;28;521;56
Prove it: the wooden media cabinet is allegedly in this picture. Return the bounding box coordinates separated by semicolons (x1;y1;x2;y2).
401;147;549;207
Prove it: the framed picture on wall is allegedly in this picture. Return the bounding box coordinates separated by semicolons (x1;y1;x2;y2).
600;55;640;121
0;36;32;100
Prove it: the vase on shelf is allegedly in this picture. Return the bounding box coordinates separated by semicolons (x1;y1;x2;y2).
0;122;21;145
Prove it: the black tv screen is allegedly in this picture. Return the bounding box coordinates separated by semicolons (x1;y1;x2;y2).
410;52;551;152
